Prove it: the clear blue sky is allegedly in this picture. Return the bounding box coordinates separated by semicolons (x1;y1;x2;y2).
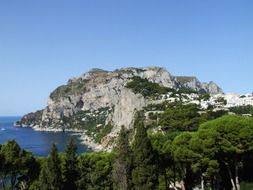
0;0;253;116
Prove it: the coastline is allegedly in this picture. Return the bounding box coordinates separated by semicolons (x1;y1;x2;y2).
79;134;103;151
32;125;83;133
21;125;103;151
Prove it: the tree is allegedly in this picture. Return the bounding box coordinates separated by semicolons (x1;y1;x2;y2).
0;140;23;189
150;131;181;189
198;115;253;190
132;118;158;190
16;150;40;189
38;144;63;190
0;140;38;190
229;105;253;115
0;144;5;189
159;103;201;131
63;138;79;190
38;162;51;190
172;132;200;190
77;152;113;190
190;129;220;190
126;76;172;98
112;126;132;190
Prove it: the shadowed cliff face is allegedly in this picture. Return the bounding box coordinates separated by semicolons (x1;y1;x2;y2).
173;76;222;94
20;67;223;150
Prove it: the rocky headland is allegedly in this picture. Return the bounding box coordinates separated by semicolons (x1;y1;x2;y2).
19;67;223;150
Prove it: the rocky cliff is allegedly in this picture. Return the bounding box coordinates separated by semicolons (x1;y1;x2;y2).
173;76;222;94
19;67;223;150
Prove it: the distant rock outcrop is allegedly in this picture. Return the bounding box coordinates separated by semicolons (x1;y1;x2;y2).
202;81;223;95
174;76;223;94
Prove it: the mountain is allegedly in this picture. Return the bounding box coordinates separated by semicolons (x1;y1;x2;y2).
19;67;223;150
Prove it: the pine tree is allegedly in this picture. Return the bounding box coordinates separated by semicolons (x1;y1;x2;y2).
38;163;50;190
39;143;63;190
132;117;159;190
0;140;22;189
63;138;78;190
112;126;132;190
48;144;63;190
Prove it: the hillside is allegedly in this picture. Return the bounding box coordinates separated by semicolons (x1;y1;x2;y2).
19;67;223;150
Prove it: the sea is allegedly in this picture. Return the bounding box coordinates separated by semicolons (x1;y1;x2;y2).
0;116;88;156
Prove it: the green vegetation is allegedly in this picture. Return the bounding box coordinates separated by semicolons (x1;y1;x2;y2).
159;103;201;131
112;126;132;190
0;140;39;190
145;101;228;132
63;138;78;190
126;76;173;97
199;93;211;101
241;182;253;190
77;152;113;190
150;115;253;190
229;105;253;115
132;115;159;190
194;115;253;190
18;110;43;126
66;107;113;143
215;96;227;105
176;86;198;95
2;109;253;190
38;144;63;190
126;76;211;102
144;101;176;111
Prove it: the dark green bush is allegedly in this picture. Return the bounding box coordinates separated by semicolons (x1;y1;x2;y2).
126;76;173;97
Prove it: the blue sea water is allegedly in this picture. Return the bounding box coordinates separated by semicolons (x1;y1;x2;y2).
0;116;88;156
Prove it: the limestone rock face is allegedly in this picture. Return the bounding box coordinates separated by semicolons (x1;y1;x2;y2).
174;76;203;91
202;81;223;95
20;67;223;150
125;67;175;88
174;76;223;94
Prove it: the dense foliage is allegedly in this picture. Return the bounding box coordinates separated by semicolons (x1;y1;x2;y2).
77;152;112;190
159;103;201;131
229;105;253;115
0;140;39;190
112;126;132;190
62;138;78;190
2;111;253;189
132;115;159;190
126;76;173;97
146;101;228;132
37;144;63;190
126;76;209;99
